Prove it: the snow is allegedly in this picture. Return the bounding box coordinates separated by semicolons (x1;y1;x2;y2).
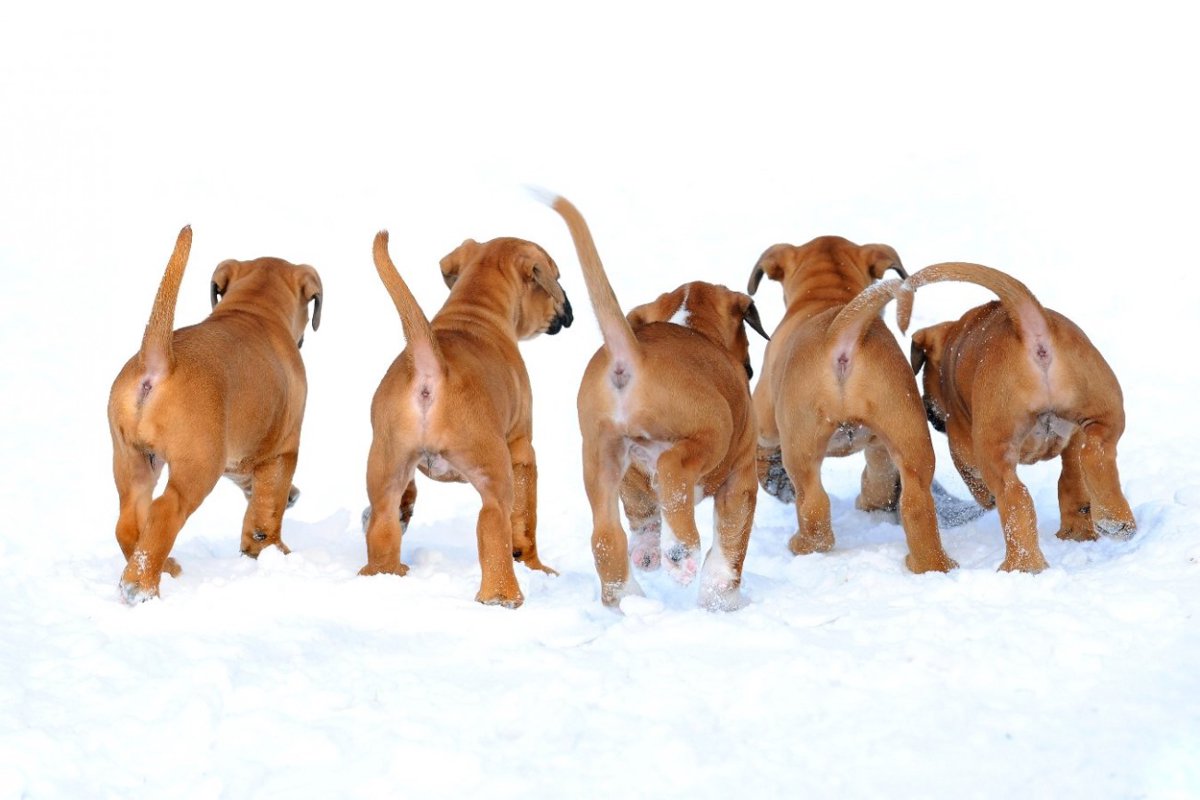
3;1;1199;798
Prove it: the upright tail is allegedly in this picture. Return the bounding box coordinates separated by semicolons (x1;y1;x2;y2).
373;231;445;385
899;262;1052;365
139;226;193;381
825;278;912;380
536;191;640;387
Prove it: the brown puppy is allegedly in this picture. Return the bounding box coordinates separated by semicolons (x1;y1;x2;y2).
542;194;768;609
108;227;323;603
748;236;956;573
905;262;1136;572
360;232;573;608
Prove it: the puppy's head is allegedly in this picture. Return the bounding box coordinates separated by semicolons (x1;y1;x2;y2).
748;236;906;306
211;258;323;347
627;281;769;381
909;321;955;433
440;237;573;340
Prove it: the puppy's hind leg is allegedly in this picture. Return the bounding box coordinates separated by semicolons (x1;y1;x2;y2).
584;432;642;607
464;438;523;608
857;438;900;515
654;439;711;586
699;459;756;611
119;453;222;603
360;438;417;577
876;421;957;573
240;451;298;557
1076;420;1136;540
976;423;1047;573
112;440;171;572
780;424;836;556
509;436;556;575
620;465;662;572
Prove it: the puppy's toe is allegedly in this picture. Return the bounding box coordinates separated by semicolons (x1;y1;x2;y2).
629;524;662;572
162;557;183;578
788;529;834;556
999;552;1049;573
905;552;958;574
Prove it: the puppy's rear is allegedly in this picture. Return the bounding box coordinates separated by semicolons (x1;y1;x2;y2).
541;193;761;610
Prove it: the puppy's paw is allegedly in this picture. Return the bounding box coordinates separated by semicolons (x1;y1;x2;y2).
663;543;699;586
1094;517;1136;540
358;560;409;577
629;525;662;572
788;529;834;556
758;448;796;504
905;552;958;574
1056;523;1099;542
162;557;182;578
119;580;159;605
999;551;1049;573
476;587;524;609
698;555;746;611
601;576;645;609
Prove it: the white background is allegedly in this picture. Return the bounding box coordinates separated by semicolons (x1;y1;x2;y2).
2;2;1198;797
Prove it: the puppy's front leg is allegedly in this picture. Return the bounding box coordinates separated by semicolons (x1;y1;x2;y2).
1056;433;1097;542
509;437;556;575
240;453;297;557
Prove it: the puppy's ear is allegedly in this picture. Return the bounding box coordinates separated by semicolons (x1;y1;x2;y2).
739;296;770;341
748;244;791;295
299;266;323;331
210;259;237;308
910;336;928;375
439;238;480;289
515;244;566;303
862;244;907;280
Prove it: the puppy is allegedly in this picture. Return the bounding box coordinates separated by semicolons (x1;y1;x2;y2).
905;262;1136;571
360;231;573;608
541;194;768;609
748;236;956;573
108;227;323;602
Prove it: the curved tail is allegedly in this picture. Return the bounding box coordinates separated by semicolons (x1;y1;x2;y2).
825;278;912;380
139;226;193;381
373;231;445;385
536;191;640;387
900;262;1052;362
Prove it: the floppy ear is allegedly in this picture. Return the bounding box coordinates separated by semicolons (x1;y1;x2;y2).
740;297;770;341
910;338;928;375
439;238;480;289
519;247;565;302
748;244;790;295
862;244;907;280
299;266;323;331
210;260;236;308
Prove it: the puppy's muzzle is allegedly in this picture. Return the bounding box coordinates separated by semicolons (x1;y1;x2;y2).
547;294;574;335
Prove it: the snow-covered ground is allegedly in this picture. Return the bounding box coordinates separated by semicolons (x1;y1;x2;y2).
3;2;1199;797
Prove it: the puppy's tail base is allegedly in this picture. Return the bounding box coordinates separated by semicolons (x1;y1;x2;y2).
536;191;641;380
825;278;910;380
138;225;193;382
373;231;445;382
902;262;1052;366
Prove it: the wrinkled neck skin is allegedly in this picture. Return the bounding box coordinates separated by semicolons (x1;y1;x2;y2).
435;271;523;341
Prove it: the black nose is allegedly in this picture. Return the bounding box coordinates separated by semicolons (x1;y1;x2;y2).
548;294;573;335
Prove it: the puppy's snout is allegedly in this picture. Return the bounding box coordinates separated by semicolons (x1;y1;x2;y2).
548;293;574;335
